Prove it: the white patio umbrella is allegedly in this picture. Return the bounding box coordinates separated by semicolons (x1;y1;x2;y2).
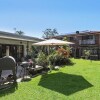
33;39;74;46
32;39;74;54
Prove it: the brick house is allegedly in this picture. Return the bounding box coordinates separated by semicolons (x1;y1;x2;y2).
55;31;100;59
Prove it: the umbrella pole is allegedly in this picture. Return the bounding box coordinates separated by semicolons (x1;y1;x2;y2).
47;45;50;55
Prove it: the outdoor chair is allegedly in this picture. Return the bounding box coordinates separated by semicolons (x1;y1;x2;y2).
0;56;17;83
19;59;36;77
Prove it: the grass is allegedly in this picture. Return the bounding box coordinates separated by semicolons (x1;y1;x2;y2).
0;58;100;100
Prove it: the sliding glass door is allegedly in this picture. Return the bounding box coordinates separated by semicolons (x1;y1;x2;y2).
0;44;24;61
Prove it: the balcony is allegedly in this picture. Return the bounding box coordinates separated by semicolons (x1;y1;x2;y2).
79;39;95;45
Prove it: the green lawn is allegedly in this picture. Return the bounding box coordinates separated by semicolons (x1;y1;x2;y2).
0;59;100;100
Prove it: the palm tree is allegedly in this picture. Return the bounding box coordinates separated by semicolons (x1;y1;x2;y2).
16;30;24;35
14;28;25;35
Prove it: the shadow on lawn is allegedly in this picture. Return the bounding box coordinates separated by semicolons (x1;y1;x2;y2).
38;72;93;96
0;82;18;97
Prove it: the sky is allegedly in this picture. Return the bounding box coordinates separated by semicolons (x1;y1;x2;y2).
0;0;100;38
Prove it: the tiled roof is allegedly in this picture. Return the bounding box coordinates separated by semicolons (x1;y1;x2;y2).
63;31;100;35
0;31;43;42
56;31;100;38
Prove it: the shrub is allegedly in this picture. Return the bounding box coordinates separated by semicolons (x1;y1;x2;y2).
57;47;70;58
36;48;73;69
83;50;91;59
48;49;73;66
36;51;48;67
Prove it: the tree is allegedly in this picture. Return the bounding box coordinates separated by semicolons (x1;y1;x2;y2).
63;37;68;41
14;28;25;35
16;30;24;35
42;28;58;39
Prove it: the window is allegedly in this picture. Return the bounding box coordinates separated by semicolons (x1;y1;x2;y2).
82;35;94;40
69;37;74;41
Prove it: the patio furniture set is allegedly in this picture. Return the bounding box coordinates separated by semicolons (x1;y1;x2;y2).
0;56;48;89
